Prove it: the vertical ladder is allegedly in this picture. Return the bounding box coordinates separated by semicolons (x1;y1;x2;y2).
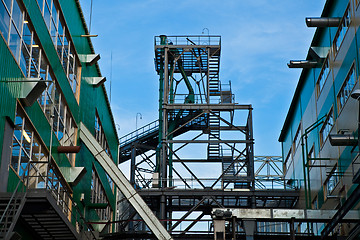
208;111;221;160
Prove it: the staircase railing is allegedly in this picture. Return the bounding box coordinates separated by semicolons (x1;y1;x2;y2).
0;164;28;239
0;161;97;240
119;120;159;147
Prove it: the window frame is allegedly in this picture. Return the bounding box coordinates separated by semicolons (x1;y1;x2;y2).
284;149;293;173
320;108;334;147
292;124;301;153
91;167;113;223
95;110;112;159
337;62;357;114
333;4;351;57
35;0;81;100
316;55;330;99
308;145;315;170
324;165;340;198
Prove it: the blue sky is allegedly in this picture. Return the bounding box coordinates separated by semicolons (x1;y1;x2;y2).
78;0;326;157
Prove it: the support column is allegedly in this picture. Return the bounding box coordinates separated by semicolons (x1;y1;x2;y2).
290;217;295;240
160;46;169;225
213;219;225;240
232;216;237;240
243;219;256;240
130;144;136;187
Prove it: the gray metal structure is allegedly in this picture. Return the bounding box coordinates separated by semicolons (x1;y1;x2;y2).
212;208;360;240
112;36;300;239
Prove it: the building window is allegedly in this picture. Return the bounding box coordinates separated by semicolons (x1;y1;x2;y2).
95;111;111;157
0;0;53;81
325;165;339;196
312;196;318;210
91;168;112;223
333;5;351;54
292;125;301;152
35;0;81;97
308;145;315;169
11;106;49;179
105;172;114;193
284;149;292;173
320;108;334;146
316;56;330;97
11;106;72;216
338;64;356;112
38;80;77;162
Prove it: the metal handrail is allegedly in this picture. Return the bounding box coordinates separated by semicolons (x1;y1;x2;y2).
0;177;25;235
0;162;31;238
45;175;97;239
154;35;221;46
135;177;299;190
119;120;159;147
0;161;97;239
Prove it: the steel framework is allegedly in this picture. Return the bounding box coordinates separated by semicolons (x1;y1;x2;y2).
114;35;299;238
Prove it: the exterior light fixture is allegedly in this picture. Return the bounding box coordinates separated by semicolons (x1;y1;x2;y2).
80;34;98;37
79;54;100;66
351;89;360;100
20;78;48;106
287;60;318;68
22;130;31;143
329;134;357;146
1;78;51;106
84;77;106;87
305;17;341;27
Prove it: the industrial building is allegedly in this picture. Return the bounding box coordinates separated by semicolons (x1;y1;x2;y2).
280;0;360;238
1;0;360;239
0;0;119;238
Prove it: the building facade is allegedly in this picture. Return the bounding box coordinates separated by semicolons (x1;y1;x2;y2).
280;0;360;236
0;0;118;238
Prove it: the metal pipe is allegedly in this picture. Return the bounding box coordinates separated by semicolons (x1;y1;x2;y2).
287;60;318;68
305;17;341;27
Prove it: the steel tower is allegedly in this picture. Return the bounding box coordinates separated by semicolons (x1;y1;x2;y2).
117;35;298;238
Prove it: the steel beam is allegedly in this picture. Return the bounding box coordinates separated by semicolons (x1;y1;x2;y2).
321;184;360;238
169;197;207;231
164;103;252;110
138;189;299;198
79;123;173;240
212;208;360;222
167;139;253;143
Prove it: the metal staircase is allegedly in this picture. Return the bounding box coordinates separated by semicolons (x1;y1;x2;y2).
119;111;208;163
0;186;26;240
208;111;221;161
208;54;220;97
222;156;235;177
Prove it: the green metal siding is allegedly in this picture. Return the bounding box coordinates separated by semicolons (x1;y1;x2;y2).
22;0;80;123
1;0;119;234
